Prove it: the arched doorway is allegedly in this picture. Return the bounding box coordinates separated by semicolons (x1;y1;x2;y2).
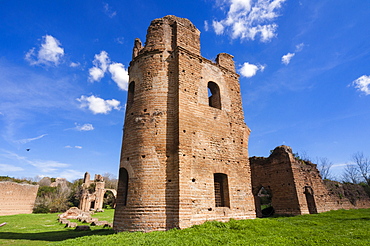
255;186;274;217
103;190;116;209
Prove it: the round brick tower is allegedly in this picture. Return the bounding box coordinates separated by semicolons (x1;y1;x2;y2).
114;15;255;232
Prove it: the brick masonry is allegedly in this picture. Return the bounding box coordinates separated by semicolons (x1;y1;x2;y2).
250;145;370;217
0;181;39;216
114;15;255;232
114;15;370;232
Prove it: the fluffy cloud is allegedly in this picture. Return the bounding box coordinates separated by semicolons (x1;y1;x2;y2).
25;35;64;66
75;123;94;131
109;62;129;90
88;51;110;82
281;43;304;65
212;20;225;34
351;75;370;95
212;0;286;42
281;52;295;65
77;95;121;114
239;62;265;78
88;51;129;91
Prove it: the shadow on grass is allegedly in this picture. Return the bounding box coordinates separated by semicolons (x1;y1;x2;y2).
0;229;115;242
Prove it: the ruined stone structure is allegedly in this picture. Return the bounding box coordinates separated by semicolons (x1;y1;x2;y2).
250;145;370;217
114;15;255;232
114;15;370;232
50;177;68;188
0;181;39;216
79;172;117;212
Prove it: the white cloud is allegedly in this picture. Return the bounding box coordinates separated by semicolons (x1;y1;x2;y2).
103;3;117;18
31;159;69;173
351;75;370;95
70;62;80;67
115;37;124;44
25;35;64;66
89;51;111;82
213;20;225;34
15;134;47;144
88;51;129;91
239;62;265;78
295;43;305;52
109;63;129;90
0;149;69;173
75;123;94;131
212;0;286;42
204;20;209;31
0;164;24;172
58;169;85;181
281;52;295;65
77;95;121;114
65;145;83;149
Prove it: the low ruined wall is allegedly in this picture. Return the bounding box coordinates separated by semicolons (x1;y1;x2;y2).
250;145;370;217
0;181;39;216
323;180;370;211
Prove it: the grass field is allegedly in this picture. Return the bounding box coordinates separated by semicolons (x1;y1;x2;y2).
1;209;370;245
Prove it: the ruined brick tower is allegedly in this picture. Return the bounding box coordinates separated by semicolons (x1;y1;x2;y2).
114;15;255;232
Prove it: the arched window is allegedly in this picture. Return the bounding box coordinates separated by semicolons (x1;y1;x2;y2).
127;81;135;109
117;168;129;206
214;173;230;207
208;82;221;109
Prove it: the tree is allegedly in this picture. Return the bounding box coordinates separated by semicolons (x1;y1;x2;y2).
103;172;118;190
316;157;333;180
352;152;370;185
342;163;360;184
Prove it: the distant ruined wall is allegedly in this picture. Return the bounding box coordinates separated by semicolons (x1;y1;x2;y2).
0;181;39;216
250;145;370;217
79;172;117;212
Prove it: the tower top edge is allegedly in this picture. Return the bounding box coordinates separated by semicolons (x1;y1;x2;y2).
150;15;199;33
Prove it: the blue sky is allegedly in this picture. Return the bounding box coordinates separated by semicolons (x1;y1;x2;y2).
1;0;369;181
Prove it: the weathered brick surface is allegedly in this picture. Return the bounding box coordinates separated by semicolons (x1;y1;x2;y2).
114;15;370;232
0;181;38;215
114;15;255;232
250;145;370;217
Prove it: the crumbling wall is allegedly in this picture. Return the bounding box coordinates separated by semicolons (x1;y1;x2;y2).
79;172;116;212
324;180;370;209
250;146;302;216
0;181;39;215
250;145;370;217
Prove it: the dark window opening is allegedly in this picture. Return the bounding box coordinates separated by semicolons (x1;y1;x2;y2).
304;186;317;214
208;82;221;109
127;82;135;109
214;173;230;207
118;168;129;206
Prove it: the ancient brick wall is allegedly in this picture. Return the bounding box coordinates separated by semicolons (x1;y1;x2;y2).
250;145;370;216
114;15;255;232
0;181;39;215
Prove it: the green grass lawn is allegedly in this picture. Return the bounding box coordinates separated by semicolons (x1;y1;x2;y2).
1;209;370;245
